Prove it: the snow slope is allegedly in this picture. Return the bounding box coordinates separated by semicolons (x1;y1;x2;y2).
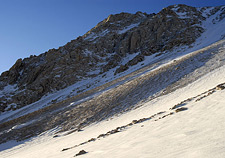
1;57;225;158
1;6;225;157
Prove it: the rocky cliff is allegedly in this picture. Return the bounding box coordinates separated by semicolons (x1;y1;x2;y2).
0;4;225;112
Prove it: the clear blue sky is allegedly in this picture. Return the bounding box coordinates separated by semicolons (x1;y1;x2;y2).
0;0;224;74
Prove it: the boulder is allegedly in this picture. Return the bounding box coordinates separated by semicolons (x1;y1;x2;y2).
175;107;188;113
75;150;87;157
216;84;225;90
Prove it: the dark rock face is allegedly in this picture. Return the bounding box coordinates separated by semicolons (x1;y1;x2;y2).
0;4;224;112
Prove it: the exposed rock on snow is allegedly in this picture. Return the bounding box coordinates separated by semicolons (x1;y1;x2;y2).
1;5;225;155
216;83;225;90
75;150;87;157
175;107;188;113
1;37;225;144
60;80;225;153
1;64;225;157
2;4;224;112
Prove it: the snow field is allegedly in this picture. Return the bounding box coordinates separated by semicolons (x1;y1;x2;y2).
1;6;225;158
1;60;225;158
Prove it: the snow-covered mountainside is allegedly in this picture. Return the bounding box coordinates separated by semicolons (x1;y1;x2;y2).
1;48;225;158
0;4;225;157
1;4;225;113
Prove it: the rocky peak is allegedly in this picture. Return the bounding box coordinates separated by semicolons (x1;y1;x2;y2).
83;11;148;40
1;4;224;113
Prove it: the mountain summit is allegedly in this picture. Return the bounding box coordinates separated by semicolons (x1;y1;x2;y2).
1;4;225;112
0;4;225;145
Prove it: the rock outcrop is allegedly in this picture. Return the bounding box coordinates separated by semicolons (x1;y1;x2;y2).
0;4;225;112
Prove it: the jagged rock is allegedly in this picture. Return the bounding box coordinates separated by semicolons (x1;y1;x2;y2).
130;31;141;53
97;134;106;138
216;84;225;90
109;129;120;134
132;120;138;124
75;150;87;157
114;65;129;75
128;54;145;66
88;138;96;142
0;4;223;113
175;107;188;113
102;54;122;73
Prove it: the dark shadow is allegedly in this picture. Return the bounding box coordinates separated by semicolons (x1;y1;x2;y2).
0;138;31;152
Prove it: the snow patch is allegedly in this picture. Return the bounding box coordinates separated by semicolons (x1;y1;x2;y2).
0;84;17;96
85;29;109;41
118;23;140;34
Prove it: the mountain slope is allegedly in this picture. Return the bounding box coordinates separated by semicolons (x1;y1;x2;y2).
0;4;225;153
1;4;225;113
1;57;225;158
0;37;225;145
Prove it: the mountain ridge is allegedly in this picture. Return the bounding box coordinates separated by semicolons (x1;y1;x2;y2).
0;4;225;144
1;4;225;112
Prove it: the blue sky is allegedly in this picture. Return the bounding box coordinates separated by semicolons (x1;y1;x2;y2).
0;0;225;74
